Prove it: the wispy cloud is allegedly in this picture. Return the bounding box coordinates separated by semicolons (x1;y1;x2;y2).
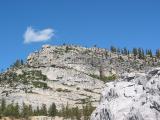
24;27;54;43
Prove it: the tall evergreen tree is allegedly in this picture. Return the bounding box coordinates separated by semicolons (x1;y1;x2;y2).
28;105;33;116
12;102;20;118
40;104;47;116
48;103;57;117
21;102;30;118
132;48;138;57
73;106;81;120
156;49;160;58
123;47;128;55
110;46;117;53
1;98;6;116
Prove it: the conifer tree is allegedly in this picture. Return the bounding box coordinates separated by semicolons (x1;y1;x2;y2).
13;102;20;118
1;98;6;116
3;102;14;117
156;49;160;58
65;103;70;118
28;105;33;116
110;46;117;53
73;106;81;120
40;104;47;116
146;49;153;57
123;47;128;55
48;103;57;117
21;102;29;118
132;48;138;57
33;106;40;116
82;101;94;120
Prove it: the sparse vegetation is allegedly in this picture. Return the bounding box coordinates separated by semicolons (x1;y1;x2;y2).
0;70;48;86
89;74;116;82
32;81;48;89
56;88;71;92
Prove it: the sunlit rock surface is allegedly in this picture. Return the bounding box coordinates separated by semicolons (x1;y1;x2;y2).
91;68;160;120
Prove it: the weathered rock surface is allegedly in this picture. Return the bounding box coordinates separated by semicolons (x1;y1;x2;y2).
0;66;104;109
91;68;160;120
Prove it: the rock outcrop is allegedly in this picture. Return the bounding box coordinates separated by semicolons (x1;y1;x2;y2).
0;66;104;109
91;68;160;120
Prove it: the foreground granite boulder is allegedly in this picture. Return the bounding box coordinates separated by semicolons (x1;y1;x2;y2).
91;68;160;120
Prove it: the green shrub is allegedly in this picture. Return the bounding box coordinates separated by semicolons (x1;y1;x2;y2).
89;74;116;82
32;81;48;89
56;88;71;92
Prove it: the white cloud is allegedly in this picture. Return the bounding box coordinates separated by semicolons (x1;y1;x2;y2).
24;27;54;43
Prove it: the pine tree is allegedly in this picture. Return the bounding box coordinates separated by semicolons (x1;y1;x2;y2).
13;60;21;68
1;98;6;116
117;48;121;54
61;104;65;117
141;48;145;59
149;49;153;57
28;105;33;116
21;60;24;65
123;47;128;55
73;106;81;120
3;102;14;117
105;50;109;58
82;100;95;120
156;49;160;58
146;49;153;57
110;46;117;53
65;46;69;53
48;103;57;117
21;102;29;118
65;103;70;118
13;103;20;118
138;48;144;59
132;48;138;57
33;106;40;116
40;104;47;116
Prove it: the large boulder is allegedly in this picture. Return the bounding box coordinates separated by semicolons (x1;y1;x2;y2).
91;68;160;120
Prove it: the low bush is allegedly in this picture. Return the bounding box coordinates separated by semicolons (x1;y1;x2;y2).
89;74;116;82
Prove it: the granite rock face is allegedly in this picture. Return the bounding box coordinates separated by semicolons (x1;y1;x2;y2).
91;68;160;120
0;66;104;109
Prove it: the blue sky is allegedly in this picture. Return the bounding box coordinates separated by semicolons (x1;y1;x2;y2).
1;0;160;70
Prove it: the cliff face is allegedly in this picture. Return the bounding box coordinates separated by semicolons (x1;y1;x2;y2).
91;68;160;120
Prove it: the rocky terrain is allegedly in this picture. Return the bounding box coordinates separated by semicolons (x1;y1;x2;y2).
0;63;104;109
0;44;160;119
91;68;160;120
